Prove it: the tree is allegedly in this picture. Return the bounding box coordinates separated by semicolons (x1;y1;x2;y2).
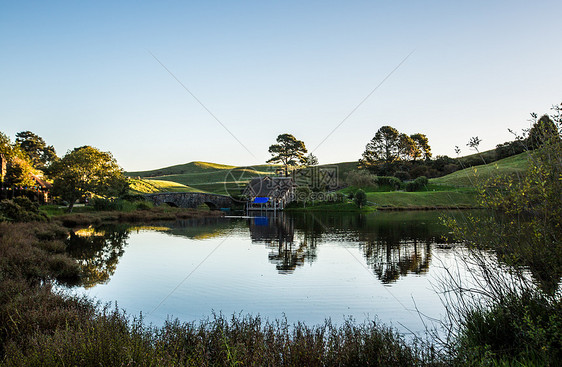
353;189;367;208
361;126;401;166
267;134;308;176
1;131;38;189
410;133;432;161
397;133;416;161
50;146;129;212
303;153;319;167
15;131;58;170
527;114;560;149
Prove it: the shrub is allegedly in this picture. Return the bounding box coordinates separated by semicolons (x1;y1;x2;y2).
346;170;377;188
135;201;152;211
91;198;123;211
353;189;367;208
393;170;410;181
0;197;48;222
375;176;401;191
415;175;428;186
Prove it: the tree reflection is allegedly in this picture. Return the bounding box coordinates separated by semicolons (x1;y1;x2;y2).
66;225;130;288
362;240;431;284
247;211;456;281
249;215;318;274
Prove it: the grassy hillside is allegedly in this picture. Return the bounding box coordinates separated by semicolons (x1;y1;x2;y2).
128;178;204;194
126;160;360;195
430;152;528;187
127;162;278;195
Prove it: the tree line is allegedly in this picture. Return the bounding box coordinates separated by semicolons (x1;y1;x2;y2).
1;131;127;212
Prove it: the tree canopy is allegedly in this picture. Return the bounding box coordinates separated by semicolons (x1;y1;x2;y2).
15;131;58;170
527;114;560;149
50;146;128;212
361;126;432;170
267;134;308;175
410;133;432;161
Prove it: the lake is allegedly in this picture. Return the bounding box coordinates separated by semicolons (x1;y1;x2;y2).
66;210;475;337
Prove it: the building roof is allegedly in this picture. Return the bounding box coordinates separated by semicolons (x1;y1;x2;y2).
244;176;294;199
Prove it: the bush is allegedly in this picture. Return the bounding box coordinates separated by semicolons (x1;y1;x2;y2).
346;170;377;188
393;170;410;181
415;175;428;186
90;198;123;211
353;189;367;208
135;201;152;211
0;197;48;222
375;176;401;191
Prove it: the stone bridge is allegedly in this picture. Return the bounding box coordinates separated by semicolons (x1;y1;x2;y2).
144;192;233;210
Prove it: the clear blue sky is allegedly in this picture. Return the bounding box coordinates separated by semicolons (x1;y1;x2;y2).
1;1;561;171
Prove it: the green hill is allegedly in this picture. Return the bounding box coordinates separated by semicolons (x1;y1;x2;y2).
126;161;360;195
126;161;278;195
431;152;528;187
128;178;204;194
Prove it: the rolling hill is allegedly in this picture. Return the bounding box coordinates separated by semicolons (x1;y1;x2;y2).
126;161;360;195
430;152;528;187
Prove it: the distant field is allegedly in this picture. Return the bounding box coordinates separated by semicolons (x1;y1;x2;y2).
430;153;528;187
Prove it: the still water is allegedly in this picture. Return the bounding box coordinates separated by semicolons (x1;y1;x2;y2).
66;211;471;336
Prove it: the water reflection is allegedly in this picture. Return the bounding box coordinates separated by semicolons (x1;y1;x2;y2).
67;225;130;288
246;211;454;281
66;211;457;287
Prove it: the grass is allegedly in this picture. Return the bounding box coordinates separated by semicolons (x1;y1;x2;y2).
129;178;204;194
430;152;528;187
366;189;477;210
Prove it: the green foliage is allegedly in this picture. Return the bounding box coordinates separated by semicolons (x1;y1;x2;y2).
375;176;401;191
353;189;367;208
393;170;410;181
527;114;560;150
361;125;401;165
345;169;377;188
361;126;433;172
266;134;308;176
50;146;129;212
295;185;311;206
443;103;562;365
0;197;48;222
410;133;432;161
405;176;428;192
15;130;58;170
4;157;36;187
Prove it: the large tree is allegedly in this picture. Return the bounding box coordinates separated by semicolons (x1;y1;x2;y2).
361;125;401;166
267;134;308;176
50;146;128;212
15;131;58;170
